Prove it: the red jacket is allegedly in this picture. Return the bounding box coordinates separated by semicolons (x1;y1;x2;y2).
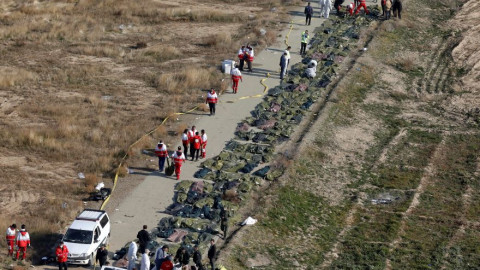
6;227;16;241
192;135;202;150
16;230;30;247
172;151;186;166
187;129;196;143
56;245;69;263
154;143;168;157
160;260;174;270
206;91;218;104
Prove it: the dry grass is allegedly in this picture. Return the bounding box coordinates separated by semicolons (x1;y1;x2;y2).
0;67;37;87
0;0;291;263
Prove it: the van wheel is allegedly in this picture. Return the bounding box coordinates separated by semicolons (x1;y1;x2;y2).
86;254;93;267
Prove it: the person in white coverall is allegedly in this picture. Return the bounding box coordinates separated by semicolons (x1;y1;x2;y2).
324;0;332;18
319;0;326;15
305;60;318;78
127;241;138;270
140;250;150;270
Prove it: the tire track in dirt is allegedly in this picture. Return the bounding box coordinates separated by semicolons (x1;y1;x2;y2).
417;36;460;96
319;202;360;269
439;185;473;269
439;155;480;268
384;137;446;270
374;128;408;168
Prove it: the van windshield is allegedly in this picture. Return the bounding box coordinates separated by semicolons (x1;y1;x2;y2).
63;229;93;244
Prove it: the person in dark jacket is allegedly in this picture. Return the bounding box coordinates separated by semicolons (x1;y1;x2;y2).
334;0;345;14
136;225;151;254
280;52;288;80
392;0;402;19
207;240;216;270
220;215;229;240
304;2;314;25
96;245;109;268
174;247;190;267
192;245;205;270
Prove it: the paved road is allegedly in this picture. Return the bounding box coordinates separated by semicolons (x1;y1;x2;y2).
107;5;324;253
38;2;331;270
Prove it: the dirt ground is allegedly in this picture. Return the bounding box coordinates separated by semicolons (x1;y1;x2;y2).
219;0;480;269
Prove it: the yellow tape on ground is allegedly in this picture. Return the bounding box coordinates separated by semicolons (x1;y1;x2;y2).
100;106;198;211
261;73;271;93
284;20;294;47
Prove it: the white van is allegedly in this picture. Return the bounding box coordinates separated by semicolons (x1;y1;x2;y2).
63;209;110;266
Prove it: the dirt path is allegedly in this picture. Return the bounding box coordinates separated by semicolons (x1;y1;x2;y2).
107;4;322;252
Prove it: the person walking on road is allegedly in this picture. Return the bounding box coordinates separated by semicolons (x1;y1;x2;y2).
188;126;197;159
206;88;218;115
201;129;208;159
181;129;189;157
323;0;332;18
154;245;169;270
96;245;109;268
230;65;243;94
280;52;288;80
355;0;369;15
56;241;69;270
137;225;150;254
172;147;186;180
304;2;314;25
127;241;138;270
300;30;309;55
392;0;402;19
208;239;216;270
140;250;150;270
191;132;202;161
193;245;205;270
6;224;16;257
154;141;169;172
15;224;30;260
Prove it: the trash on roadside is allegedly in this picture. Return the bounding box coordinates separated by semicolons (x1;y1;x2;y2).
241;216;257;226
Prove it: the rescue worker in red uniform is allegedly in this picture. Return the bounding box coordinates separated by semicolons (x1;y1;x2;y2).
181;129;189;157
245;45;254;72
56;241;69;270
172;147;186;180
355;0;369;15
201;129;208;159
230;66;243;94
6;224;16;256
347;2;354;15
188;126;197;159
16;224;30;260
191;132;202;161
154;140;169;172
237;45;246;71
205;88;218;115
